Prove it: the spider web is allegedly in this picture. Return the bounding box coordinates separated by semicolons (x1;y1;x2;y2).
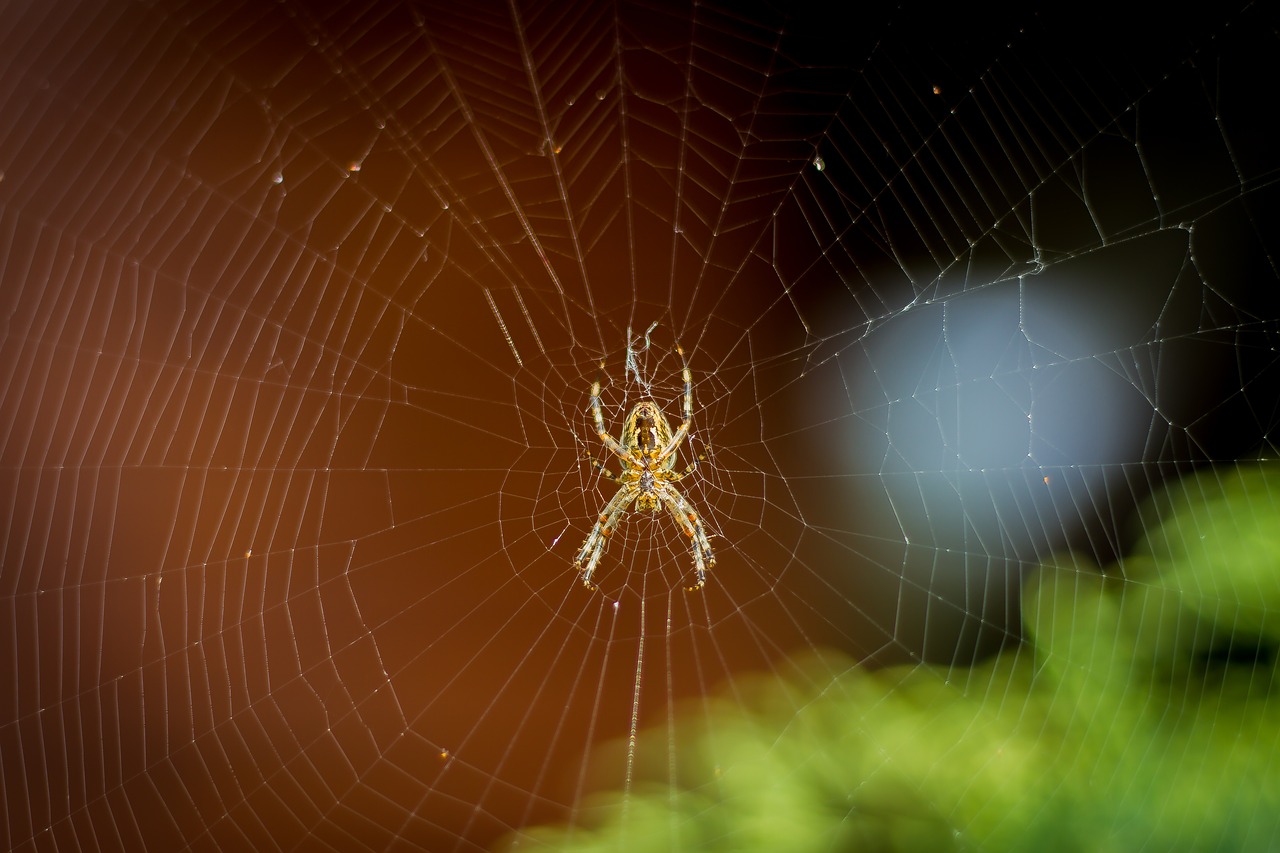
2;1;1279;850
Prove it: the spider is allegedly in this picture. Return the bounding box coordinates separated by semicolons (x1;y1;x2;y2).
575;346;715;591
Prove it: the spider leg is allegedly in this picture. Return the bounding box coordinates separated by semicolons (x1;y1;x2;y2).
664;448;707;482
655;344;693;466
656;482;715;591
574;484;635;589
589;380;629;462
584;452;621;483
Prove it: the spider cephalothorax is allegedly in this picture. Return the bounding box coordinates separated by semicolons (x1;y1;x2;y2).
575;347;714;591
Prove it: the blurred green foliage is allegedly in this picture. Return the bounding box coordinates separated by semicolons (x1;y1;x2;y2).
507;463;1280;852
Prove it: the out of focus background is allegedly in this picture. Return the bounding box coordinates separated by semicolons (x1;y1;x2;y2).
2;1;1278;850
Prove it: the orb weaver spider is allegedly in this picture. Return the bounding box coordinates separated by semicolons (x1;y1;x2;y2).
575;346;715;591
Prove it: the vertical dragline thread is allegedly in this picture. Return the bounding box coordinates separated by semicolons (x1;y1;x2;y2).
621;593;646;822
